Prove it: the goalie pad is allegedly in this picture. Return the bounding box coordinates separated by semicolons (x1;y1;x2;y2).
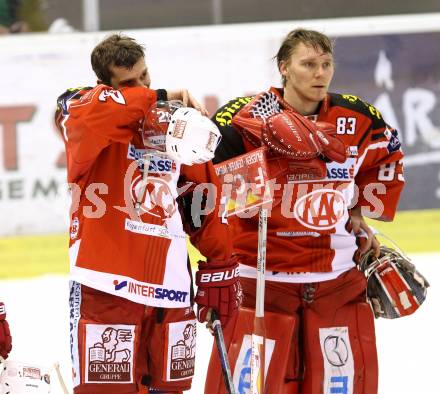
359;246;429;319
231;91;347;164
204;307;298;394
302;302;378;394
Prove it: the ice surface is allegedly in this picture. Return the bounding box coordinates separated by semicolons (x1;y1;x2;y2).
1;253;438;393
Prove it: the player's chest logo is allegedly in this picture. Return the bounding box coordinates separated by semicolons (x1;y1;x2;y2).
294;189;346;230
130;175;177;220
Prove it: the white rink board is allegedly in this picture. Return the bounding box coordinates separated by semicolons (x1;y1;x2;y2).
1;13;440;236
0;252;438;394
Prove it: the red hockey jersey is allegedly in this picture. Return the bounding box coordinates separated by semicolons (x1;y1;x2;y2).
213;87;404;282
55;85;230;307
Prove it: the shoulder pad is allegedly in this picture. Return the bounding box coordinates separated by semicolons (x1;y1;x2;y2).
56;86;93;116
213;96;254;127
329;93;386;129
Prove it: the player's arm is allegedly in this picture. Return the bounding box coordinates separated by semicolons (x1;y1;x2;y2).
167;89;208;115
58;85;165;144
351;143;403;258
351;105;405;257
178;97;260;326
55;85;166;178
178;161;242;326
354;122;404;222
212;97;253;164
179;161;232;259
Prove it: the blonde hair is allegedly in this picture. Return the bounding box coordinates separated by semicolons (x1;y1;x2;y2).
275;28;334;86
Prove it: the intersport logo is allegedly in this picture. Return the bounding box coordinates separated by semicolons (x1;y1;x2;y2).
294;189;346;230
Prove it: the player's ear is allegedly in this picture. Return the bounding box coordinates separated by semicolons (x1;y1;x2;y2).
279;61;288;77
97;79;102;85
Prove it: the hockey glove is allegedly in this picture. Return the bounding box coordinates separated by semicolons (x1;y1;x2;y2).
0;302;12;359
195;259;243;326
359;246;429;319
263;112;347;162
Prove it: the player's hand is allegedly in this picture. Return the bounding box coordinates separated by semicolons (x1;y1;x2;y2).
203;308;215;334
166;89;208;116
0;302;12;359
349;207;380;262
195;259;243;326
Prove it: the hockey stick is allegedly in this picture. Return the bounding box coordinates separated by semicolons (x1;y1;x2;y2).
53;362;69;394
211;310;237;394
250;206;268;394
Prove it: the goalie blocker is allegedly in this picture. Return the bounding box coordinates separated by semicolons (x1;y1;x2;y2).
205;268;378;394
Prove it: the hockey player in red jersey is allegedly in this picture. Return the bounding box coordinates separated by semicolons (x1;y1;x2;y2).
205;28;405;393
55;34;241;394
0;302;12;360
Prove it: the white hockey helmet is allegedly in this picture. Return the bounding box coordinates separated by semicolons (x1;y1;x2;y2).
359;245;429;319
0;358;51;394
165;107;222;165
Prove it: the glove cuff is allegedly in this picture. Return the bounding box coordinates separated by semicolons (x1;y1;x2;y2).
197;256;239;270
195;262;240;288
0;302;6;320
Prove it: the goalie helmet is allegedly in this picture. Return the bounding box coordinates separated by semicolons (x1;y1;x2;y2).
165;107;222;165
0;358;51;393
359;245;429;319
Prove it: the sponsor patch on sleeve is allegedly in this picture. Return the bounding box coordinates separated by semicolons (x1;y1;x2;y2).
384;127;402;153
